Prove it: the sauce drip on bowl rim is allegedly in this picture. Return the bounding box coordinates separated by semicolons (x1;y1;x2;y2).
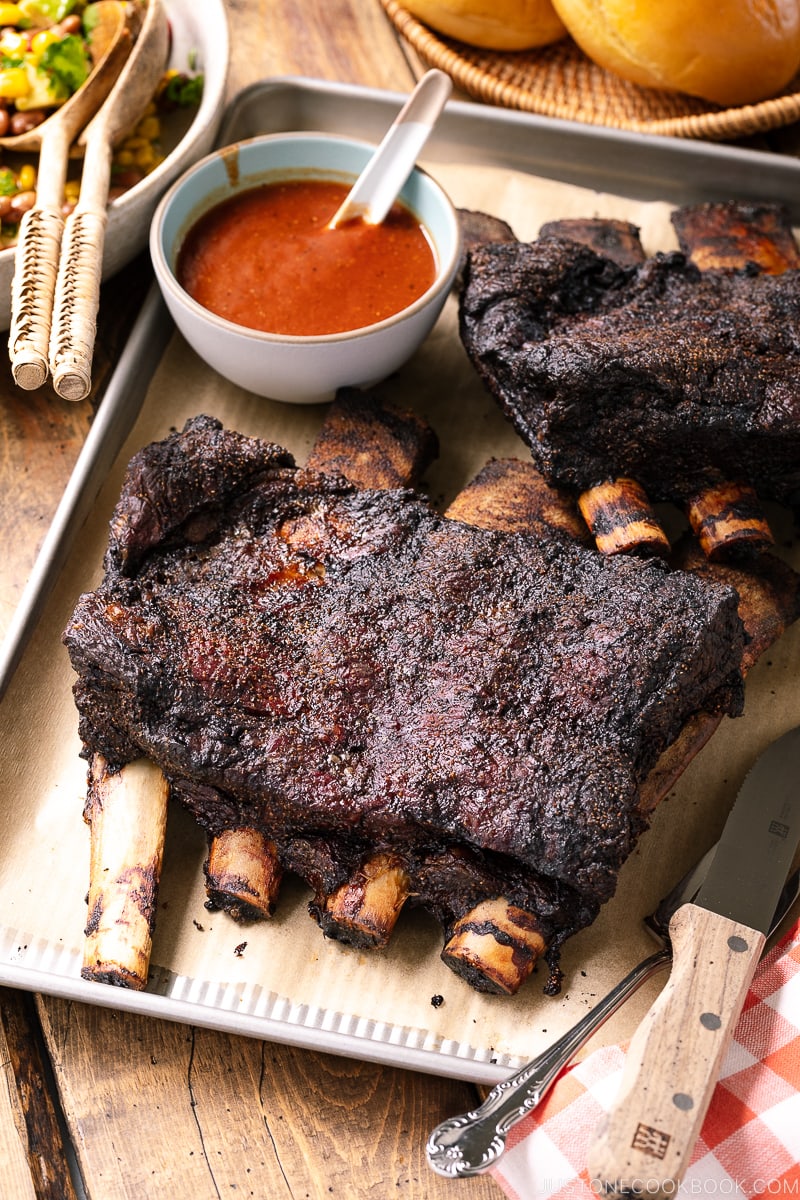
176;178;438;337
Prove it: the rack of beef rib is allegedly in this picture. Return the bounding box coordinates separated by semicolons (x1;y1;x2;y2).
63;385;800;997
459;200;800;561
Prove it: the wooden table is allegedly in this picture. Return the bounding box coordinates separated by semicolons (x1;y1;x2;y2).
0;1;502;1196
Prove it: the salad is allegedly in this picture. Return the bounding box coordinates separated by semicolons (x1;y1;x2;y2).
0;1;204;246
0;0;109;138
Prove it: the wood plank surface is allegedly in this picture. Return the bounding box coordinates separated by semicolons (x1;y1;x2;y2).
226;0;416;88
0;256;152;639
0;991;78;1200
38;999;499;1199
0;1;503;1197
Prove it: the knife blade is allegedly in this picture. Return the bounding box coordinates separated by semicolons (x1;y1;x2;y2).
588;724;800;1198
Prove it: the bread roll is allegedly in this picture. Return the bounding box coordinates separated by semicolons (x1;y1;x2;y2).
400;0;567;50
551;0;800;106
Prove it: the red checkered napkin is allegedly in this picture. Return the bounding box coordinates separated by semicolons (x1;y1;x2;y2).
491;918;800;1200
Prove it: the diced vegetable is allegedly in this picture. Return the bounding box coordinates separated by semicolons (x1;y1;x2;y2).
0;3;24;25
0;65;30;99
38;30;89;91
17;0;85;28
0;166;18;194
0;28;28;55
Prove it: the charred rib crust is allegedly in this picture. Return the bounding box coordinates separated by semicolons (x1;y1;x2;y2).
459;237;800;504
64;416;747;971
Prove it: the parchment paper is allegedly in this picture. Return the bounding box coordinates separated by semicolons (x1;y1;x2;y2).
1;161;799;1077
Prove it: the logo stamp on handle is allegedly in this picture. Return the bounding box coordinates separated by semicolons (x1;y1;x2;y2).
631;1123;671;1160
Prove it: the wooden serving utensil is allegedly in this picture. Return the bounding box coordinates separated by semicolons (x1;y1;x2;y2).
7;0;138;391
49;0;169;401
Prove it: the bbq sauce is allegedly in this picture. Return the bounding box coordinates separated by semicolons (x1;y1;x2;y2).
176;179;437;336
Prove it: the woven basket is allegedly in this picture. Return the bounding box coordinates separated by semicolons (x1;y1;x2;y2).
380;0;800;141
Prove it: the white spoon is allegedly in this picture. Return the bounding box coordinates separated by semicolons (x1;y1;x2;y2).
328;69;452;229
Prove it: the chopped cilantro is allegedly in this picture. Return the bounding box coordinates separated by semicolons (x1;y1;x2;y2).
163;72;204;108
39;32;89;95
0;168;17;196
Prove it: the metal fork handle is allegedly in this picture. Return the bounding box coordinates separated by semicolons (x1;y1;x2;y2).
426;945;672;1178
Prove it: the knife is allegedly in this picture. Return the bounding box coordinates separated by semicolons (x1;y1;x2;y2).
588;723;800;1198
426;841;800;1178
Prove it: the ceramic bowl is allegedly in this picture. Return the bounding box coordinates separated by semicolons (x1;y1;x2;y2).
0;0;229;330
149;132;462;403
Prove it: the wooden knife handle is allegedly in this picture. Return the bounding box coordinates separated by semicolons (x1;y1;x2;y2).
587;902;764;1198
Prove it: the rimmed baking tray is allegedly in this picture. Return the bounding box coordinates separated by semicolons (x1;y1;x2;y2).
1;77;799;1087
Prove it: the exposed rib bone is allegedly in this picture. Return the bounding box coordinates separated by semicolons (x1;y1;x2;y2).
578;477;670;558
306;385;438;490
316;852;412;949
672;201;800;275
445;455;591;544
671;534;800;674
538;216;646;268
82;754;168;990
456;208;518;288
685;478;774;561
204;828;282;920
441;899;547;996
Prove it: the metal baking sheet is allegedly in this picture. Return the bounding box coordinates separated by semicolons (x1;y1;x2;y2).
1;77;799;1088
225;76;800;215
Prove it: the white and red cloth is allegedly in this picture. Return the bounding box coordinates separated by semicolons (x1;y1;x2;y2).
491;918;800;1200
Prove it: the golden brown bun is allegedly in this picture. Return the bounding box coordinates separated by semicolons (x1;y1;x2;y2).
400;0;567;50
550;0;800;106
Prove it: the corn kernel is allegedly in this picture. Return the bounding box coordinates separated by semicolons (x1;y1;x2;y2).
134;144;155;169
0;66;30;100
114;149;134;167
136;115;160;140
0;3;23;26
29;29;59;60
17;162;35;191
123;135;147;151
64;179;80;202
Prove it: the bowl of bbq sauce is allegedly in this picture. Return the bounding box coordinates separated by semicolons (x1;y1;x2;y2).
150;132;461;402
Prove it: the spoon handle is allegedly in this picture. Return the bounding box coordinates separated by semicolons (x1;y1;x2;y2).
8;125;71;390
328;69;451;228
49;0;169;402
425;946;672;1178
8;205;64;389
48;135;113;402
